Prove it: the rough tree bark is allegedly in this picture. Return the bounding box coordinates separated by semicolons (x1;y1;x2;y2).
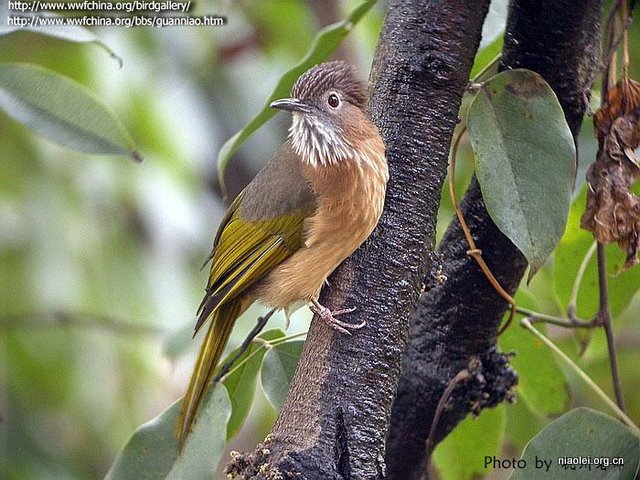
385;1;603;478
226;1;490;478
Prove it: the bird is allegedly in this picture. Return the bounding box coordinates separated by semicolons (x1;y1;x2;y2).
176;60;388;449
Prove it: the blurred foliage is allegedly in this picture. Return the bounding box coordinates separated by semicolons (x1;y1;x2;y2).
0;1;382;478
0;63;139;159
0;0;639;479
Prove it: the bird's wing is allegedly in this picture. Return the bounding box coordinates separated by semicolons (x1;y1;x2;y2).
194;141;316;334
193;203;311;334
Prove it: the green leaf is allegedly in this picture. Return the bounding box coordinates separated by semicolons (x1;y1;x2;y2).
223;329;285;440
106;387;231;480
216;0;377;194
467;69;575;280
0;17;122;66
500;278;568;415
554;185;640;320
260;340;304;411
510;408;640;479
433;405;506;480
0;22;96;41
504;399;546;452
471;36;503;81
0;63;139;161
240;1;314;58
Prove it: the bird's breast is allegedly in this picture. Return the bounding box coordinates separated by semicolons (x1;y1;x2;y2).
255;137;388;308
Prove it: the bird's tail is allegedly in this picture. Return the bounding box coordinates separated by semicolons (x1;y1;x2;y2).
176;299;244;450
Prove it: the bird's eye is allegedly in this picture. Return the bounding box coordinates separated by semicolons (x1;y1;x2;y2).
327;93;340;108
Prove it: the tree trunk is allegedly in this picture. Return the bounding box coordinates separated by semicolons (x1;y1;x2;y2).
385;1;603;478
225;1;490;478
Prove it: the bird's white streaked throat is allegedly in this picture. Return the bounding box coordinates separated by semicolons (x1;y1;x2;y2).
289;112;371;168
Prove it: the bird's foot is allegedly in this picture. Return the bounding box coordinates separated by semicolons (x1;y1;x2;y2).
310;299;364;335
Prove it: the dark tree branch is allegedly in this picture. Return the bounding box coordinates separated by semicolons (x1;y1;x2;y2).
225;0;490;478
386;1;603;478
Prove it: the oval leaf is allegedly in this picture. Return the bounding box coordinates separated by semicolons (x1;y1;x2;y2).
0;63;139;161
223;329;285;440
0;3;121;63
260;340;304;412
510;407;640;479
0;22;97;42
106;387;230;480
467;69;575;280
216;0;376;195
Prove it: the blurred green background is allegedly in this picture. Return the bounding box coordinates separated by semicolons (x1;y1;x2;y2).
0;1;639;479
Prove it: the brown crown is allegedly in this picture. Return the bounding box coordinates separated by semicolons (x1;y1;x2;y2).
291;61;367;109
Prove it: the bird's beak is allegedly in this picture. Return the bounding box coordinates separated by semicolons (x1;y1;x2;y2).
270;98;311;113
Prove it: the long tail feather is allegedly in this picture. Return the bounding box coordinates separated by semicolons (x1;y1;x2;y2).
176;300;242;450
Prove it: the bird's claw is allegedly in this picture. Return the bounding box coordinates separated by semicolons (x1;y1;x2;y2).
309;301;364;335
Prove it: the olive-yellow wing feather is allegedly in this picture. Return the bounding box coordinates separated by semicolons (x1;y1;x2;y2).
194;206;308;333
177;196;313;449
177;141;316;449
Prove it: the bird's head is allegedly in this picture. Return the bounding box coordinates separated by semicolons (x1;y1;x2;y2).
271;61;372;168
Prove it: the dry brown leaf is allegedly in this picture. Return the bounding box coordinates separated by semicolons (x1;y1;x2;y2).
581;78;640;269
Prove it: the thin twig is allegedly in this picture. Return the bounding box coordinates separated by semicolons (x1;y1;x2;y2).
0;310;163;336
424;368;472;455
590;3;628;412
621;0;630;79
448;127;517;335
567;241;597;319
604;0;621;94
213;308;276;383
220;330;307;382
596;243;626;412
583;1;629;111
516;306;597;329
584;26;627;107
471;54;501;83
521;317;639;437
604;0;623;47
581;0;630;414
